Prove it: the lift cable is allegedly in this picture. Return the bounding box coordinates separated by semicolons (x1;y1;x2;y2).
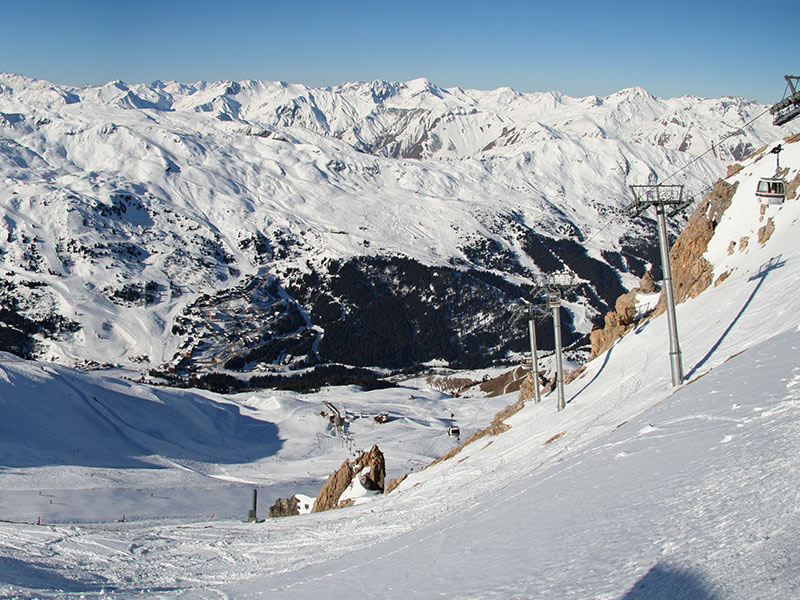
660;105;772;185
583;103;773;245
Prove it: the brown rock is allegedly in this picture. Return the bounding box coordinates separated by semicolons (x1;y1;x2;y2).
614;289;638;327
564;365;587;385
714;271;731;287
479;366;528;397
757;218;775;244
651;179;739;317
785;172;800;201
518;372;536;402
785;132;800;144
589;307;631;359
269;495;300;518
311;459;354;513
639;270;656;293
352;444;385;492
311;445;386;513
385;473;408;495
727;163;745;178
518;370;552;402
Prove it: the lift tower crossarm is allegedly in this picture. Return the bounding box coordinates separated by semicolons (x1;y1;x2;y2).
771;75;800;126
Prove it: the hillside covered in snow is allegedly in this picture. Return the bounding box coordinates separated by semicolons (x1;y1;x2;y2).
0;74;795;379
0;127;798;598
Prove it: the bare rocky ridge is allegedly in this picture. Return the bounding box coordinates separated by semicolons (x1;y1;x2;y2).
659;179;739;308
589;271;659;359
310;445;386;514
268;495;300;518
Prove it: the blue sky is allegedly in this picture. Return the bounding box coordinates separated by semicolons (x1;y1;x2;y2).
2;0;798;103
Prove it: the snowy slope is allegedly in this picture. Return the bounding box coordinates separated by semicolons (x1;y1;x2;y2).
0;132;798;598
0;73;796;375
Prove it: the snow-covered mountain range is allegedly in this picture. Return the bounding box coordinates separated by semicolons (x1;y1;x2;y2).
0;73;795;377
0;125;798;599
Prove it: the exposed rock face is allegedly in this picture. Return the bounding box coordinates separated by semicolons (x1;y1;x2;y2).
269;495;300;518
727;163;745;178
311;445;386;513
785;172;800;201
311;459;354;513
639;270;656;293
757;217;775;244
656;179;738;311
589;271;657;359
480;366;529;397
385;473;408;495
353;444;386;492
518;370;554;402
518;372;536;402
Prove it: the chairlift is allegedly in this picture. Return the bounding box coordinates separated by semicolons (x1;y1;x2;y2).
771;75;800;126
756;145;785;204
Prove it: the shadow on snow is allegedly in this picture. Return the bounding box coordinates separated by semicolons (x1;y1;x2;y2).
685;255;785;380
0;366;282;469
621;563;722;600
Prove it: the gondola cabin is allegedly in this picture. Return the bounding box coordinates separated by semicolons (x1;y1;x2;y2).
755;177;785;204
448;425;461;438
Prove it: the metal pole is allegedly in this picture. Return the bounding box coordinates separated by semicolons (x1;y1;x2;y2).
552;303;565;411
655;205;684;386
527;317;541;403
248;488;258;522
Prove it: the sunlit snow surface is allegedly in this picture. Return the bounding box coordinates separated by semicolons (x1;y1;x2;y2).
1;107;800;598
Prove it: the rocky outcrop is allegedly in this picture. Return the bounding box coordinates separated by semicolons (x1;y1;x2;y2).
312;460;357;513
655;179;738;312
589;272;657;359
352;444;386;492
385;473;408;495
785;172;800;202
269;495;300;518
311;445;386;513
479;366;529;397
518;372;537;402
638;270;656;293
518;370;557;402
757;218;775;244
